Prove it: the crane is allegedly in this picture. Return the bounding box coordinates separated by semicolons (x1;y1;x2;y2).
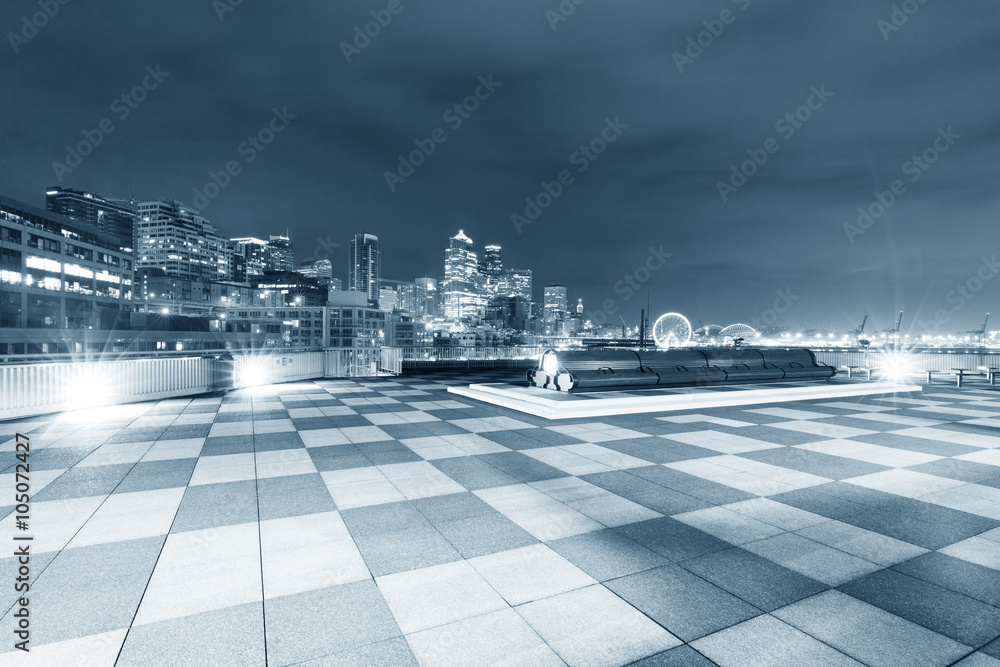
963;313;989;345
851;315;870;347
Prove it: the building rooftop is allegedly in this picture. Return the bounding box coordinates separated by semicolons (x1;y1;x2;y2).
3;372;1000;665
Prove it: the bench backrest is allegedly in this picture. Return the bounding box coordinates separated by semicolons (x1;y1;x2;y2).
703;349;767;368
546;349;641;372
761;348;823;368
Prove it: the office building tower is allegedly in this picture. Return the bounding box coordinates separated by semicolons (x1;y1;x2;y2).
349;232;381;307
1;193;134;337
443;230;484;321
497;269;532;302
297;258;334;285
232;237;269;278
544;284;568;334
415;276;438;317
45;186;136;252
266;235;294;272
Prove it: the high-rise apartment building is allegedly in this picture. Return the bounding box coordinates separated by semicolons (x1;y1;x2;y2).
349;232;381;307
135;200;234;282
45;187;136;251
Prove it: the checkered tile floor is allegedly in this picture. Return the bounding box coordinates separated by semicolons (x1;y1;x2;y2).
2;370;1000;666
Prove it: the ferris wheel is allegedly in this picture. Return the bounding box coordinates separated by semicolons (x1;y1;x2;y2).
652;313;692;349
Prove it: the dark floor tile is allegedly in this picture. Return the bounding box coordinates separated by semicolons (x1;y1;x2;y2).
107;427;166;443
435;514;538;558
600;439;719;464
19;537;164;645
32;463;133;501
606;564;761;641
114;459;197;494
840;503;999;551
170;480;258;532
416;421;470;436
474;451;567;483
581;470;710;515
853;433;981;458
905;458;1000;483
257;473;337;520
631;645;718;666
118;601;265;666
626;466;757;505
160;423;212;439
352;525;461;576
201;435;254;456
8;445;95;471
341;501;430;537
768;487;870;521
893;551;1000;607
264;581;402;665
430;456;519;490
614;517;730;562
839;568;1000;647
254;431;305;451
548;528;668;581
740;447;890;480
679;547;827;612
411;492;497;524
356;440;423;466
377;423;435;440
482;430;549;450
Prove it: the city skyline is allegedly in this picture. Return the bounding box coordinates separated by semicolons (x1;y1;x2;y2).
3;1;997;331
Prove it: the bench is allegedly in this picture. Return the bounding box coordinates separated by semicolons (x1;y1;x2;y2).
530;348;836;392
840;365;872;381
704;350;786;383
761;349;837;381
636;350;727;386
925;368;989;388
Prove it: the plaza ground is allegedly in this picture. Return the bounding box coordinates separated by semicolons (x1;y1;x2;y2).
2;369;1000;666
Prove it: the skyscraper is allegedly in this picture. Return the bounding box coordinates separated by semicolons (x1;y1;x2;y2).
45;187;136;251
232;237;269;278
543;284;568;335
481;244;502;297
498;269;532;302
266;235;294;271
349;232;381;307
135;200;234;282
443;230;483;321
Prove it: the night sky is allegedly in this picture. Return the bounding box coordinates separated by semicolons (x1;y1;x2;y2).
2;0;998;334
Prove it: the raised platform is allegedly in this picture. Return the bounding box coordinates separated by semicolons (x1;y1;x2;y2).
448;378;923;419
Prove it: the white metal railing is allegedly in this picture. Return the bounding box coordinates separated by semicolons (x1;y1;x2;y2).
0;356;216;419
0;348;402;420
814;350;1000;373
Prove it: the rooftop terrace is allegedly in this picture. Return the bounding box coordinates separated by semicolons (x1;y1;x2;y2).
2;369;1000;666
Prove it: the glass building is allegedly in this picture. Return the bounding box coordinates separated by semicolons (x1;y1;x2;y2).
348;232;381;308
